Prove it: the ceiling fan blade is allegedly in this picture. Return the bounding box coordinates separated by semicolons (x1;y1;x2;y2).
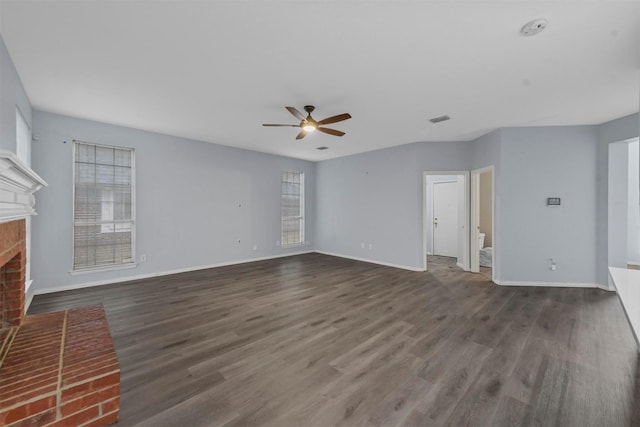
286;107;306;122
317;127;345;137
317;113;351;126
295;130;307;140
262;124;299;127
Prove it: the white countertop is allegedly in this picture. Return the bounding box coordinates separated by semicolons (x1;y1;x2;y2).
609;267;640;350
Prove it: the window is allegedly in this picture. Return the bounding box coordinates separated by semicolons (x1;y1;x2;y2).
73;141;135;271
281;171;304;247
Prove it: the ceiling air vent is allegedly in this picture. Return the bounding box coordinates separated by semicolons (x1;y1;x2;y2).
521;19;548;37
316;146;329;150
429;115;450;124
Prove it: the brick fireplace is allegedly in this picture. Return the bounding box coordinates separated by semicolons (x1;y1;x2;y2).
0;151;120;426
0;220;26;328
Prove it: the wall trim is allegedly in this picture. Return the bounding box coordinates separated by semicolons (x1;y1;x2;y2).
24;285;35;314
23;279;34;313
315;251;423;272
34;250;314;295
0;149;47;224
497;280;611;291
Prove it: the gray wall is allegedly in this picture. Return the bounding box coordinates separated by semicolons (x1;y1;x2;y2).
500;126;600;284
315;141;470;270
31;111;316;292
315;143;420;269
316;118;639;287
30;111;640;290
0;36;31;154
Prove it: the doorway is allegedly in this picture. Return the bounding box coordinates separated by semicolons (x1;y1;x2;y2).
608;137;640;276
433;180;458;257
423;171;469;272
471;166;495;282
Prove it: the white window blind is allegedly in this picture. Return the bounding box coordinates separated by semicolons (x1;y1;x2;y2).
281;171;304;247
73;141;135;271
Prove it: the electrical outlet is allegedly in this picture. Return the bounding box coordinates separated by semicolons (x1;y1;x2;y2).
549;258;557;271
253;244;258;251
361;242;365;249
139;254;147;263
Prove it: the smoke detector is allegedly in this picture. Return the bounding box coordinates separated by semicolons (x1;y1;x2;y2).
521;19;548;36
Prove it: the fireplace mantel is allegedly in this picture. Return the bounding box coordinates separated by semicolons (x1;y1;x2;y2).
0;149;47;224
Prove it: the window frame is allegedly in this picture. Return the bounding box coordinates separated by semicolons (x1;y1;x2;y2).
71;140;136;273
281;170;305;248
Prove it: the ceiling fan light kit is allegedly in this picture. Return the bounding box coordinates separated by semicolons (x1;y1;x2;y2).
263;105;352;140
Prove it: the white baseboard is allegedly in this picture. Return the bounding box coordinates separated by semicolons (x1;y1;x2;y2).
498;280;611;291
23;280;34;313
627;261;640;267
34;250;314;295
315;251;423;272
456;262;465;270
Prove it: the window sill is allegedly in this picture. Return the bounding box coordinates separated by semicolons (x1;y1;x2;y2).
70;262;138;276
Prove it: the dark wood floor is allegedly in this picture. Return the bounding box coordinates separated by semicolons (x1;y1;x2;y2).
29;253;639;426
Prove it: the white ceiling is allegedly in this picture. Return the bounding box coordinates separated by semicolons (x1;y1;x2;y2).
1;1;639;161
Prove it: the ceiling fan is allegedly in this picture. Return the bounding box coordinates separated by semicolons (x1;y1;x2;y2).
263;105;352;140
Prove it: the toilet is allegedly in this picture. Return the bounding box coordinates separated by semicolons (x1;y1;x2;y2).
478;232;493;267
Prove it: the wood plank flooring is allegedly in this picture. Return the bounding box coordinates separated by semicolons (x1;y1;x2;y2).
28;253;639;426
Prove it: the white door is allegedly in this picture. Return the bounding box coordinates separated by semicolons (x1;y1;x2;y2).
433;181;458;257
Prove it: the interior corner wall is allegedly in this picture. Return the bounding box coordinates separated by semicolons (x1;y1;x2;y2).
30;111;316;293
315;141;470;271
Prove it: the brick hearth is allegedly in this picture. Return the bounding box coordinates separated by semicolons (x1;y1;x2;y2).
0;219;120;426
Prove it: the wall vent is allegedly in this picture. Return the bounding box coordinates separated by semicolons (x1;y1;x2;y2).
429;115;450;124
316;146;329;150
